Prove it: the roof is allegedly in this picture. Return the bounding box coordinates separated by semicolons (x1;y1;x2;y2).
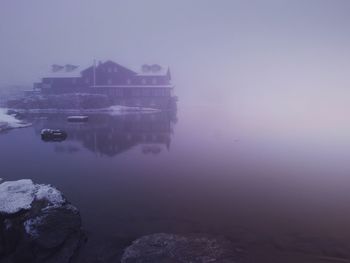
42;64;85;78
41;61;170;79
81;60;138;75
136;64;170;76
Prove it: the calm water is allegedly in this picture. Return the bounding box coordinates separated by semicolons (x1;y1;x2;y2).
1;105;350;255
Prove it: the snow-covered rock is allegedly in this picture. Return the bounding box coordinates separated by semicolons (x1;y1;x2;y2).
0;179;35;214
0;108;31;131
121;233;242;263
0;179;66;215
0;179;83;263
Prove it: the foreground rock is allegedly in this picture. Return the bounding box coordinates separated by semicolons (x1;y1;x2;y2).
0;179;84;263
121;233;243;263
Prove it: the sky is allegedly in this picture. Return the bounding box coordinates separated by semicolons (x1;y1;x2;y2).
1;0;350;111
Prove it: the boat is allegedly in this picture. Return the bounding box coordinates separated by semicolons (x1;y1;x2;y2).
67;115;89;122
41;129;67;141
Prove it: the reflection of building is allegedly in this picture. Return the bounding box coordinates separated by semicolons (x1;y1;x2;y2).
30;111;177;157
34;61;177;109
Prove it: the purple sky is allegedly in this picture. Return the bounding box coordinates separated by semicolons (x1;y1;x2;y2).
1;0;350;111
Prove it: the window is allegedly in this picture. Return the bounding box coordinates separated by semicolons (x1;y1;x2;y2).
85;78;90;84
141;78;146;85
107;79;112;85
152;78;157;85
127;79;131;85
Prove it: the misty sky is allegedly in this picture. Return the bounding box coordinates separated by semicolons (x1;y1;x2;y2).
1;0;350;112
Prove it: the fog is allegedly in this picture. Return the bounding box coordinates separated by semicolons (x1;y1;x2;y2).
2;2;350;261
1;0;350;112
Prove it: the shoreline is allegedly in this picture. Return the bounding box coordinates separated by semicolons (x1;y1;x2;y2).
10;105;161;115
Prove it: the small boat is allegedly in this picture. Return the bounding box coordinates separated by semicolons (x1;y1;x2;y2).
41;129;67;141
67;116;89;122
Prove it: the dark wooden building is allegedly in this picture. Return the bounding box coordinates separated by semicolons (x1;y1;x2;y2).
34;61;176;109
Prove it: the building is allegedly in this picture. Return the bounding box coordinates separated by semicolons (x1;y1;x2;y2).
34;60;176;109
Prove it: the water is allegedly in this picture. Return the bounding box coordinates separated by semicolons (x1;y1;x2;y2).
1;106;350;260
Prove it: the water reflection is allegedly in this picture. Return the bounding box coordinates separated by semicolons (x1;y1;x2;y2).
25;111;177;157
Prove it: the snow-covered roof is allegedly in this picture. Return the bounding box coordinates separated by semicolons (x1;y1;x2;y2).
136;64;169;76
40;61;170;78
42;64;85;78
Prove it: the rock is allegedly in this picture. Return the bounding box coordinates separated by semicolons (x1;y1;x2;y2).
121;233;242;263
0;179;84;263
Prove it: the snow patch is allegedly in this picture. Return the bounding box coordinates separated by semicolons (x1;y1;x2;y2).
0;179;36;214
104;105;160;116
108;105;159;112
35;184;65;207
24;215;46;238
64;203;79;213
0;108;31;131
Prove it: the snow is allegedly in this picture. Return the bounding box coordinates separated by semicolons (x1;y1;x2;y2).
0;179;65;214
67;115;89;122
35;184;65;207
107;105;160;113
67;115;88;119
0;179;36;214
0;108;31;131
42;64;83;78
24;215;45;238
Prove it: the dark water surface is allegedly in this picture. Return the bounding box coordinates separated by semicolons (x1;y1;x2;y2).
1;106;350;260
